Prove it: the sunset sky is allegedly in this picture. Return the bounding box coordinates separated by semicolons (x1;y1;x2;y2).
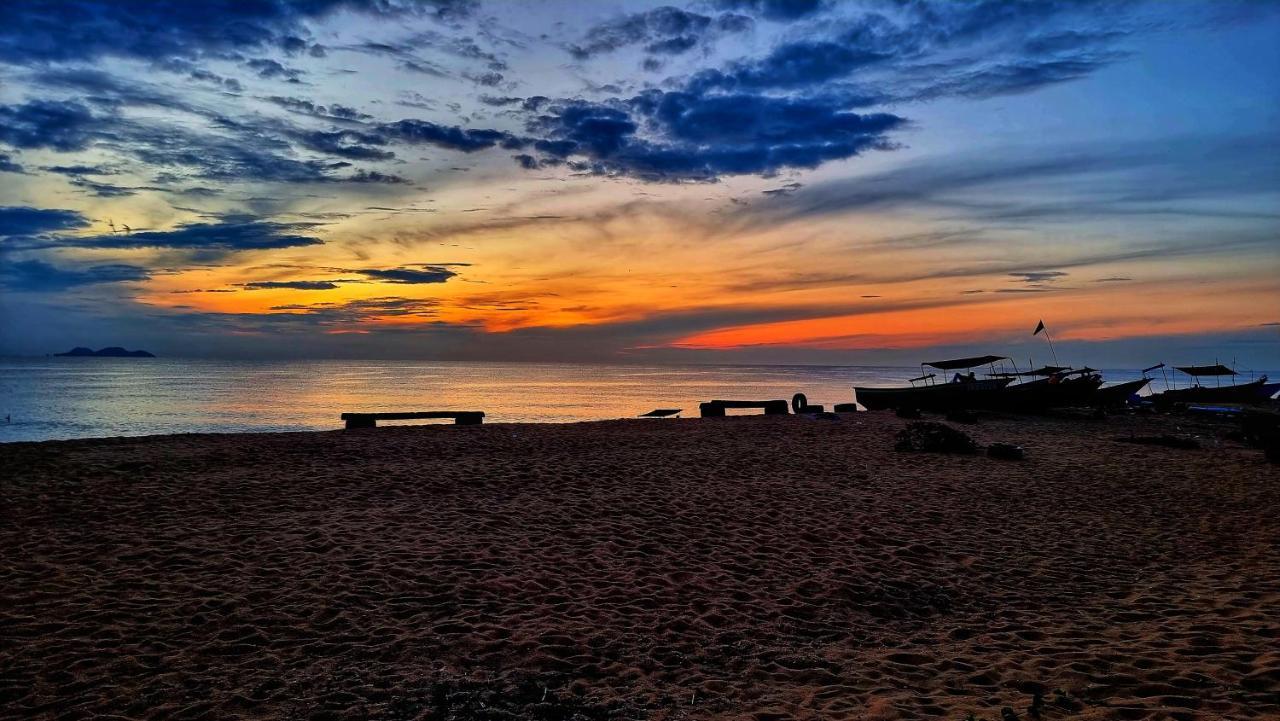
1;0;1277;365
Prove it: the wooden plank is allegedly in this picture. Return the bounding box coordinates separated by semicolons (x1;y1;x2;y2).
341;411;485;428
341;411;485;420
699;400;789;417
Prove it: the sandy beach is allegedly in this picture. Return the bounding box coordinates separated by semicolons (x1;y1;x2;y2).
2;411;1277;720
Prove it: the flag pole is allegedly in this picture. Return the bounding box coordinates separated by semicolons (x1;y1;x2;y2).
1033;319;1060;368
1043;327;1060;367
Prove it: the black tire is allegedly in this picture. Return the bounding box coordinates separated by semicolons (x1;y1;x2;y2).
792;393;808;413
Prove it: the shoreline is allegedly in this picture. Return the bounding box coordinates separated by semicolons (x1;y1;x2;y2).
3;411;1277;720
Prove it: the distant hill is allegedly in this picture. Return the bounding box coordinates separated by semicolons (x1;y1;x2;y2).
55;346;156;358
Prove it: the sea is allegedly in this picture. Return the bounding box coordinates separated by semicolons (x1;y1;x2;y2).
0;358;1268;443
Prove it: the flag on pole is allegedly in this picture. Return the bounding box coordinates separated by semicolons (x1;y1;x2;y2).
1033;320;1045;336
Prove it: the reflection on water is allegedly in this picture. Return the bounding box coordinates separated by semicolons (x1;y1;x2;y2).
0;358;1227;442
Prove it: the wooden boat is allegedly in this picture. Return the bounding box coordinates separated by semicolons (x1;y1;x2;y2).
854;355;1013;411
1150;364;1270;406
1090;377;1151;406
998;372;1104;410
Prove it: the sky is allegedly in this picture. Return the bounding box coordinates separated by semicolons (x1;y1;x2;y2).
1;0;1277;366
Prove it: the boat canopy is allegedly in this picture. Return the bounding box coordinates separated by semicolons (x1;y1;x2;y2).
925;355;1007;370
1175;364;1236;376
989;365;1070;377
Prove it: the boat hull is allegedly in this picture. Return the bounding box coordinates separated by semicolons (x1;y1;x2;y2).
1151;377;1270;406
1090;378;1151;407
854;378;1012;411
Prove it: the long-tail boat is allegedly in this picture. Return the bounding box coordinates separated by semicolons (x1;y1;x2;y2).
854;355;1013;410
1150;364;1270;405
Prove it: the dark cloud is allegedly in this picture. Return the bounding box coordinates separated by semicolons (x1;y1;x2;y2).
266;296;443;324
479;95;524;107
263;96;372;121
714;0;824;21
0;153;24;173
46;217;324;251
0;206;89;237
0;99;97;151
645;36;699;55
1010;270;1068;284
40;164;117;176
245;58;304;82
0;1;475;65
355;266;458;284
343;169;411;184
67;178;150;198
378;119;524;152
525;94;902;181
0;259;149;292
241;280;342;290
569;6;748;60
292;129;396;160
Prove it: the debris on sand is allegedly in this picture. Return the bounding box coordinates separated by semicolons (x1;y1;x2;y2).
895;421;978;454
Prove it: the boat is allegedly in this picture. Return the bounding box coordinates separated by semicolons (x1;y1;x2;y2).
988;367;1106;410
1255;381;1280;401
1150;363;1270;406
854;355;1014;411
1090;377;1151;406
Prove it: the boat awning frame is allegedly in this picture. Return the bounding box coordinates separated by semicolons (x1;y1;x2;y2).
1175;364;1236;376
925;355;1007;370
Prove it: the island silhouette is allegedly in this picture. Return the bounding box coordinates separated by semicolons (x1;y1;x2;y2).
55;347;156;358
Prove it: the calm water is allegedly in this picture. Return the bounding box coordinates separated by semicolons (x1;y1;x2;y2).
0;358;1257;443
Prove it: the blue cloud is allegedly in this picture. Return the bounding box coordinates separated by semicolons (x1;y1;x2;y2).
525;94;903;181
378;119;524;152
0;1;474;65
0;206;89;237
0;259;149;292
0;153;23;173
569;6;748;59
49;218;324;251
714;0;824;21
0;99;97;151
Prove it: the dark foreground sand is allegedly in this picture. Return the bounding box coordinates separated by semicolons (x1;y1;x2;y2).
2;411;1277;720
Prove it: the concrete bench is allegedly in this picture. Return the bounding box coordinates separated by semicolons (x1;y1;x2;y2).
340;411;484;429
699;400;789;418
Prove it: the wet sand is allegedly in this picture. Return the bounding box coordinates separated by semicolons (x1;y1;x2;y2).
2;411;1277;720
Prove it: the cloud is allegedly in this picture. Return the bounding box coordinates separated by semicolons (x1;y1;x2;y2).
569;7;721;59
241;280;342;290
378;119;524;152
0;153;24;173
0;99;98;151
45;217;324;251
355;266;458;284
0;1;474;65
40;164;117;176
266;296;443;324
0;206;89;237
1010;270;1068;284
0;259;149;292
263;95;372;121
291;129;396;160
714;0;825;21
525;94;903;181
